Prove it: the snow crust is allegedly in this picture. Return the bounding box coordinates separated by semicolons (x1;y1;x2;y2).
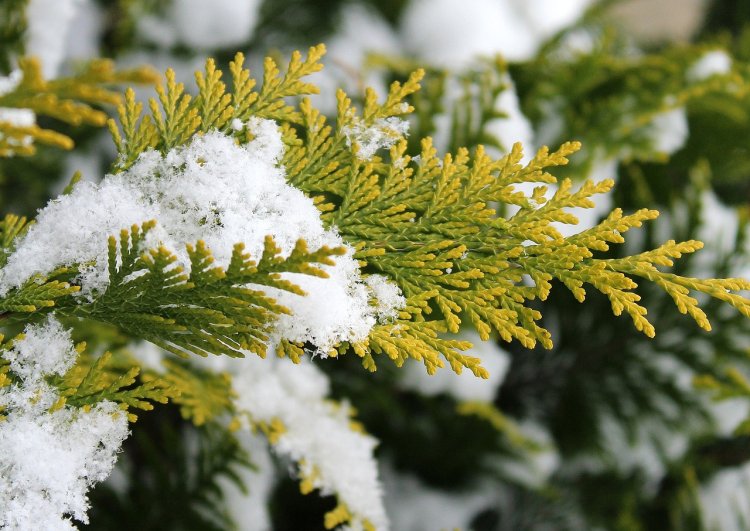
1;120;403;353
232;356;389;530
0;317;128;529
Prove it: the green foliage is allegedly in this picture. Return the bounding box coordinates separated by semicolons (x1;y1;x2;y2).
70;221;344;360
0;57;158;157
0;275;78;315
153;358;235;426
0;214;80;313
85;413;254;531
97;47;750;382
53;347;175;422
0;0;26;75
0;213;30;266
514;29;744;177
374;54;514;155
288;90;750;375
108;45;326;170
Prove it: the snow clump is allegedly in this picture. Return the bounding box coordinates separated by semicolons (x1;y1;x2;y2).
232;356;389;531
0;317;129;530
688;49;733;81
343;116;410;160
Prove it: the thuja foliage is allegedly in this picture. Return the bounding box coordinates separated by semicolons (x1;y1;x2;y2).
3;41;750;529
100;47;750;371
0;57;157;157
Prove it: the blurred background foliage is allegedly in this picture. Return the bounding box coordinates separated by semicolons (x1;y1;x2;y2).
5;0;750;529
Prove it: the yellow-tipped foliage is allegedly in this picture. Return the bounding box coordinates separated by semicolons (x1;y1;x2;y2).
0;57;157;156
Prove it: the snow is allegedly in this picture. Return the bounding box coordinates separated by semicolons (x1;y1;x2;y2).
485;75;535;160
232;356;389;530
25;0;81;78
137;0;262;50
0;70;22;96
5;316;77;382
646;106;689;156
365;275;406;322
343;117;410;160
401;0;535;66
700;462;750;531
399;330;510;402
688;49;732;81
1;121;403;353
400;0;594;67
0;70;36;138
219;431;275;531
0;108;35;128
62;0;105;62
0;317;129;529
518;0;595;40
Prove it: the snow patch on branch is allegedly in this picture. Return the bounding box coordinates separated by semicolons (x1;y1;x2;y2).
232;356;389;530
0;317;128;530
688;50;732;82
1;119;404;353
343;117;409;160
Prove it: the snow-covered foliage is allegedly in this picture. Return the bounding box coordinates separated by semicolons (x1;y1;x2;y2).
343;116;410;160
0;119;404;353
218;432;275;531
232;356;388;530
645;106;689;156
401;0;594;66
700;462;750;531
0;317;128;529
382;466;496;531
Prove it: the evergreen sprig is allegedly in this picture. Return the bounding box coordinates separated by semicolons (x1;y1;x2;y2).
108;45;326;171
55;347;176;422
101;47;750;378
71;221;345;360
0;57;158;156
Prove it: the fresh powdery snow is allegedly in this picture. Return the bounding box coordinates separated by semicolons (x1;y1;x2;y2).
0;118;404;353
0;317;129;530
232;356;389;530
343;117;410;161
